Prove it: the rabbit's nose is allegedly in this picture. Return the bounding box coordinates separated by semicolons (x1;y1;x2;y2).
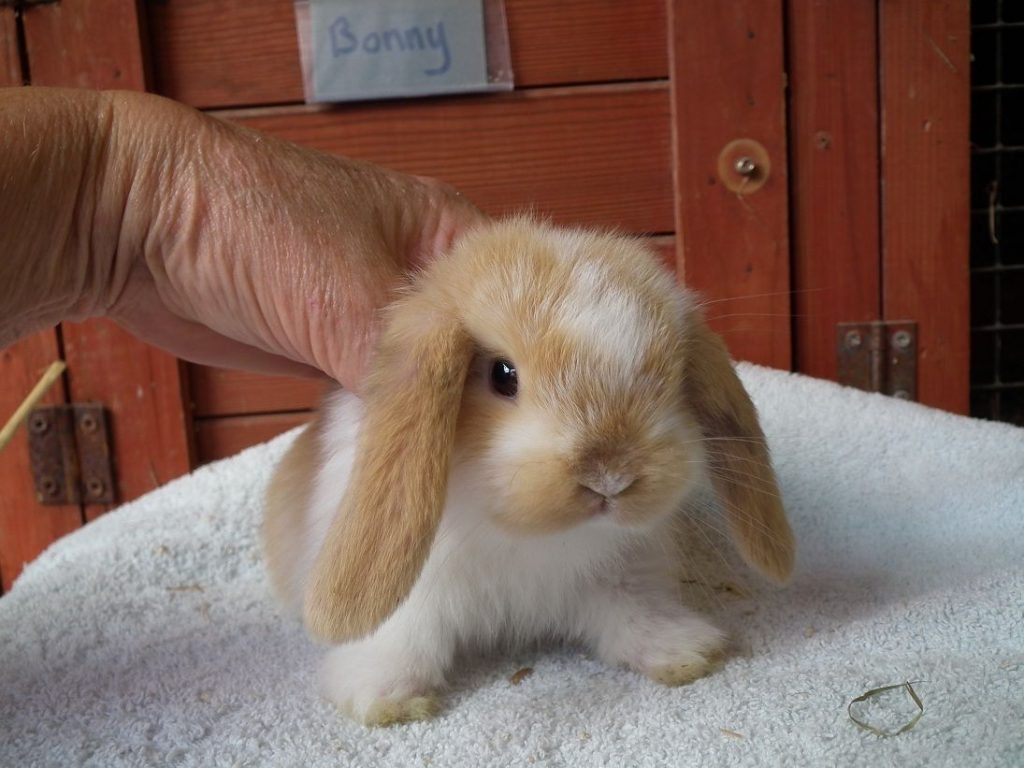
579;471;636;499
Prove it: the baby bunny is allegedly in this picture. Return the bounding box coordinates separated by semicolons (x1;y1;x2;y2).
263;217;794;726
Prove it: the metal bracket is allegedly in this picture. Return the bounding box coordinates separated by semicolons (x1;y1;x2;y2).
837;321;918;401
27;404;116;505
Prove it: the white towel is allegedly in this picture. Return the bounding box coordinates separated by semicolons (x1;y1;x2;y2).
1;365;1022;767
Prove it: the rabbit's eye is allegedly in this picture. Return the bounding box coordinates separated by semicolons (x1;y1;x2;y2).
490;358;518;399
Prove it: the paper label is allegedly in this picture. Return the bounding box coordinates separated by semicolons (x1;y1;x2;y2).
308;0;489;102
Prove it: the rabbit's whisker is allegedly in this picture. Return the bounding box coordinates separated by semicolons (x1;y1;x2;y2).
693;286;831;309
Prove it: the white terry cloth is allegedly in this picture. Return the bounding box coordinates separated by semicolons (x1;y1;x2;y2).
1;364;1021;767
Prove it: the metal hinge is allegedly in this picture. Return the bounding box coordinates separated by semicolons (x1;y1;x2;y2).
837;321;918;401
27;404;116;505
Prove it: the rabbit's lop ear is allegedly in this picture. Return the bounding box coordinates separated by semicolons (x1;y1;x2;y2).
684;313;795;583
303;291;473;643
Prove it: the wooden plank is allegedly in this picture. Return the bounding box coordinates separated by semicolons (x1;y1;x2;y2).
189;365;327;417
505;0;667;85
226;83;674;234
788;1;881;382
21;0;147;90
880;0;970;413
0;332;81;592
0;8;21;87
61;321;193;522
146;0;668;109
195;412;311;464
667;1;791;369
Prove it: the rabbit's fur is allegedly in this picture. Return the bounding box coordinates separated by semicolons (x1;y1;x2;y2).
264;218;794;725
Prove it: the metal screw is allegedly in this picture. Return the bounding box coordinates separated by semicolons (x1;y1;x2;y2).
85;477;106;498
29;414;50;434
892;330;912;350
40;477;59;497
893;390;912;401
79;413;98;434
734;156;758;177
844;330;863;349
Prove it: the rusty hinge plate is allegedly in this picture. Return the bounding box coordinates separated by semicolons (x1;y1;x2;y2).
27;404;116;505
837;321;917;400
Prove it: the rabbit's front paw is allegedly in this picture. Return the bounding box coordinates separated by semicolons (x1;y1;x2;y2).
320;643;443;726
639;616;728;687
594;607;728;687
357;695;441;727
646;646;726;686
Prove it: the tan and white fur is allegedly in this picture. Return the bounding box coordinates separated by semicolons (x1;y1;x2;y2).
263;218;795;726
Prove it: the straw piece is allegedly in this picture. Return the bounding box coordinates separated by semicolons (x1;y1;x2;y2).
0;361;66;452
848;681;924;737
166;584;205;593
509;667;534;685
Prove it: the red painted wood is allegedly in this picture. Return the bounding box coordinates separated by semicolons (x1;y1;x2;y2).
788;0;882;382
668;0;791;368
0;8;20;87
21;0;147;90
880;0;970;412
195;412;311;464
190;366;326;418
225;83;674;234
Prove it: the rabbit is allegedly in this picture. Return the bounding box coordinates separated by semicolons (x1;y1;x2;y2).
262;217;795;726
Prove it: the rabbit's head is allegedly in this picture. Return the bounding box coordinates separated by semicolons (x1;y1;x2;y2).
304;218;794;642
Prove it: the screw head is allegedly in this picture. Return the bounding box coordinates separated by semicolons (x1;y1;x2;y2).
79;413;98;434
40;477;59;497
844;330;863;349
892;330;912;350
734;156;758;177
85;477;106;498
29;414;50;434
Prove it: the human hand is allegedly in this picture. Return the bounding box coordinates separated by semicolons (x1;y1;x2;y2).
0;88;485;391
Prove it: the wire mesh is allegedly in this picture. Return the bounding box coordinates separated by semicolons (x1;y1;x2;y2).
970;0;1024;426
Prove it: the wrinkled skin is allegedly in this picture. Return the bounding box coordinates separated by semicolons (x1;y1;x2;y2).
0;87;483;390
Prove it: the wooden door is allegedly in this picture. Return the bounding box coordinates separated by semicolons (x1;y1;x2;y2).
788;0;969;411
